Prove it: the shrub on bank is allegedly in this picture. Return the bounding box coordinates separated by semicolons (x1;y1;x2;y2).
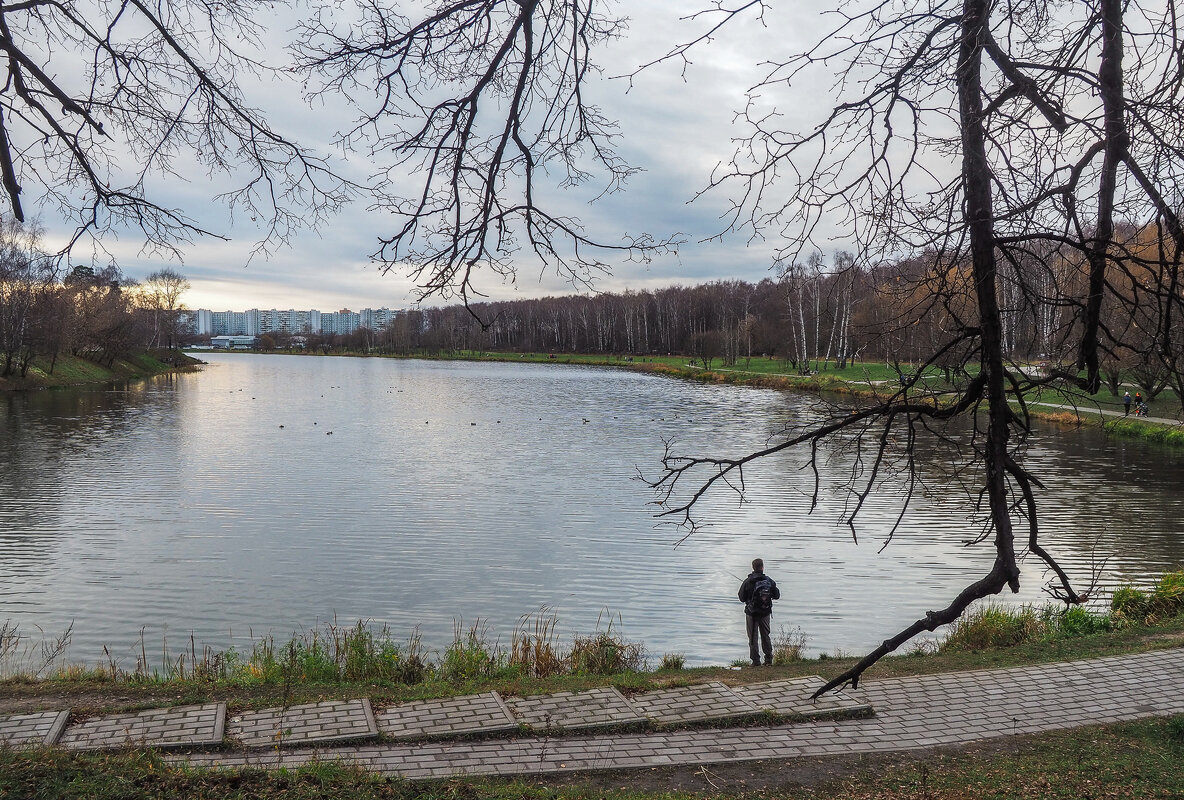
658;653;685;671
941;604;1049;651
1112;570;1184;624
1;611;648;688
771;626;808;665
941;571;1184;653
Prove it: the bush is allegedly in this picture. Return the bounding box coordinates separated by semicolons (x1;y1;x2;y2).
1154;571;1184;610
1055;606;1111;637
1111;585;1150;618
771;626;807;665
569;631;644;675
941;604;1048;651
659;653;685;671
1112;570;1184;625
438;621;503;683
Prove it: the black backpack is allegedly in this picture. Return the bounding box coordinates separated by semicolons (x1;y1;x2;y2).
748;577;774;615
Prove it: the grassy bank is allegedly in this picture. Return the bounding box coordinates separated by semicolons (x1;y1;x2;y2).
0;350;201;391
4;574;1184;714
3;583;1183;797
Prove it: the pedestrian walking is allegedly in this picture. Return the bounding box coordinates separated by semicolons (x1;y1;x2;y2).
1123;390;1131;415
738;558;781;666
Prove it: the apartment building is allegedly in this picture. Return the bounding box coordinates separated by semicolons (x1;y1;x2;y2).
188;307;401;337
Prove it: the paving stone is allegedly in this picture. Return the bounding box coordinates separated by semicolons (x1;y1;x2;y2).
59;703;224;751
154;648;1184;780
230;700;376;749
504;687;647;731
377;692;517;739
735;675;872;718
0;710;70;748
629;682;761;724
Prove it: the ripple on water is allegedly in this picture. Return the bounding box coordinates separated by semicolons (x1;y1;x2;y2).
1;353;1182;666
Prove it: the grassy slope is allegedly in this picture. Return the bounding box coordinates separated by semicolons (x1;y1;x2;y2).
0;351;201;391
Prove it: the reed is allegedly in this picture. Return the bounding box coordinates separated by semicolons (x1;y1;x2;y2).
771;626;807;665
1111;570;1184;625
568;611;644;675
509;608;565;678
657;652;685;671
439;619;505;683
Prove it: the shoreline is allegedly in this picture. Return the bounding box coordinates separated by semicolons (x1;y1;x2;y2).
195;348;1184;444
0;351;203;392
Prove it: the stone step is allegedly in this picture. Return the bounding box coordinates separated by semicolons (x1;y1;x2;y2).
58;703;225;751
0;675;875;754
376;691;517;740
229;699;377;749
504;686;647;732
629;682;762;725
0;710;70;747
735;675;872;718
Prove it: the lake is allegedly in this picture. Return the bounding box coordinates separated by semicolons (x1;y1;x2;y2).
2;353;1182;669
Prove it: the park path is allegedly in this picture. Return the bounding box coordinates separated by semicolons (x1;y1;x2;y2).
172;648;1182;778
5;648;1176;779
1031;400;1181;425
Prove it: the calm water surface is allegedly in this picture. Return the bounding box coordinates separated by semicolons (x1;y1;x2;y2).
2;353;1182;667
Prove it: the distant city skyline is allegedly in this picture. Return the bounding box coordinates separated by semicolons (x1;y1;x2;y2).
187;306;402;337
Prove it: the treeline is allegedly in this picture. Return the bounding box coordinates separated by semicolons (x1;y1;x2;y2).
0;219;190;379
285;227;1184;403
292;249;1090;371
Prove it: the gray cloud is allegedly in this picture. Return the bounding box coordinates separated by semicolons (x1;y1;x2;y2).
42;3;842;311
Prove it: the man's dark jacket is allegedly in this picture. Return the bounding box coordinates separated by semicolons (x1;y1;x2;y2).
738;571;781;616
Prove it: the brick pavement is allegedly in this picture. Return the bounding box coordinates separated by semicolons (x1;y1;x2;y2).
0;710;69;748
505;687;646;731
58;703;225;751
630;682;760;724
228;699;377;749
377;692;518;739
172;647;1184;779
735;675;871;718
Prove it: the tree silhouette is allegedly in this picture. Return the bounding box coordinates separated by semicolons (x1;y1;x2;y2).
0;0;352;256
301;0;1184;692
293;0;677;308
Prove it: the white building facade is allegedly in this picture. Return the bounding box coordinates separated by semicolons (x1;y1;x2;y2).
190;307;403;337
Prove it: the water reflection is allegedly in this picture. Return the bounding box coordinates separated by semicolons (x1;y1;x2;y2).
1;353;1181;667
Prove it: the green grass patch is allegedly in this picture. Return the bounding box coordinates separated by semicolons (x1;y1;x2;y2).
1111;571;1184;625
830;715;1184;799
1105;416;1184;444
939;601;1122;653
1;351;199;390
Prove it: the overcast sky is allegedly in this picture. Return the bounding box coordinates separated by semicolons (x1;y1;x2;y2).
42;3;839;312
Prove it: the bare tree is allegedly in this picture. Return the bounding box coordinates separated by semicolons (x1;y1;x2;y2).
645;0;1184;694
140;268;191;349
0;217;54;377
307;0;1184;694
292;0;677;310
0;0;352;256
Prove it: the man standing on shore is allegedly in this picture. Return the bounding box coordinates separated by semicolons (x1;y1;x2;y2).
738;558;781;666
